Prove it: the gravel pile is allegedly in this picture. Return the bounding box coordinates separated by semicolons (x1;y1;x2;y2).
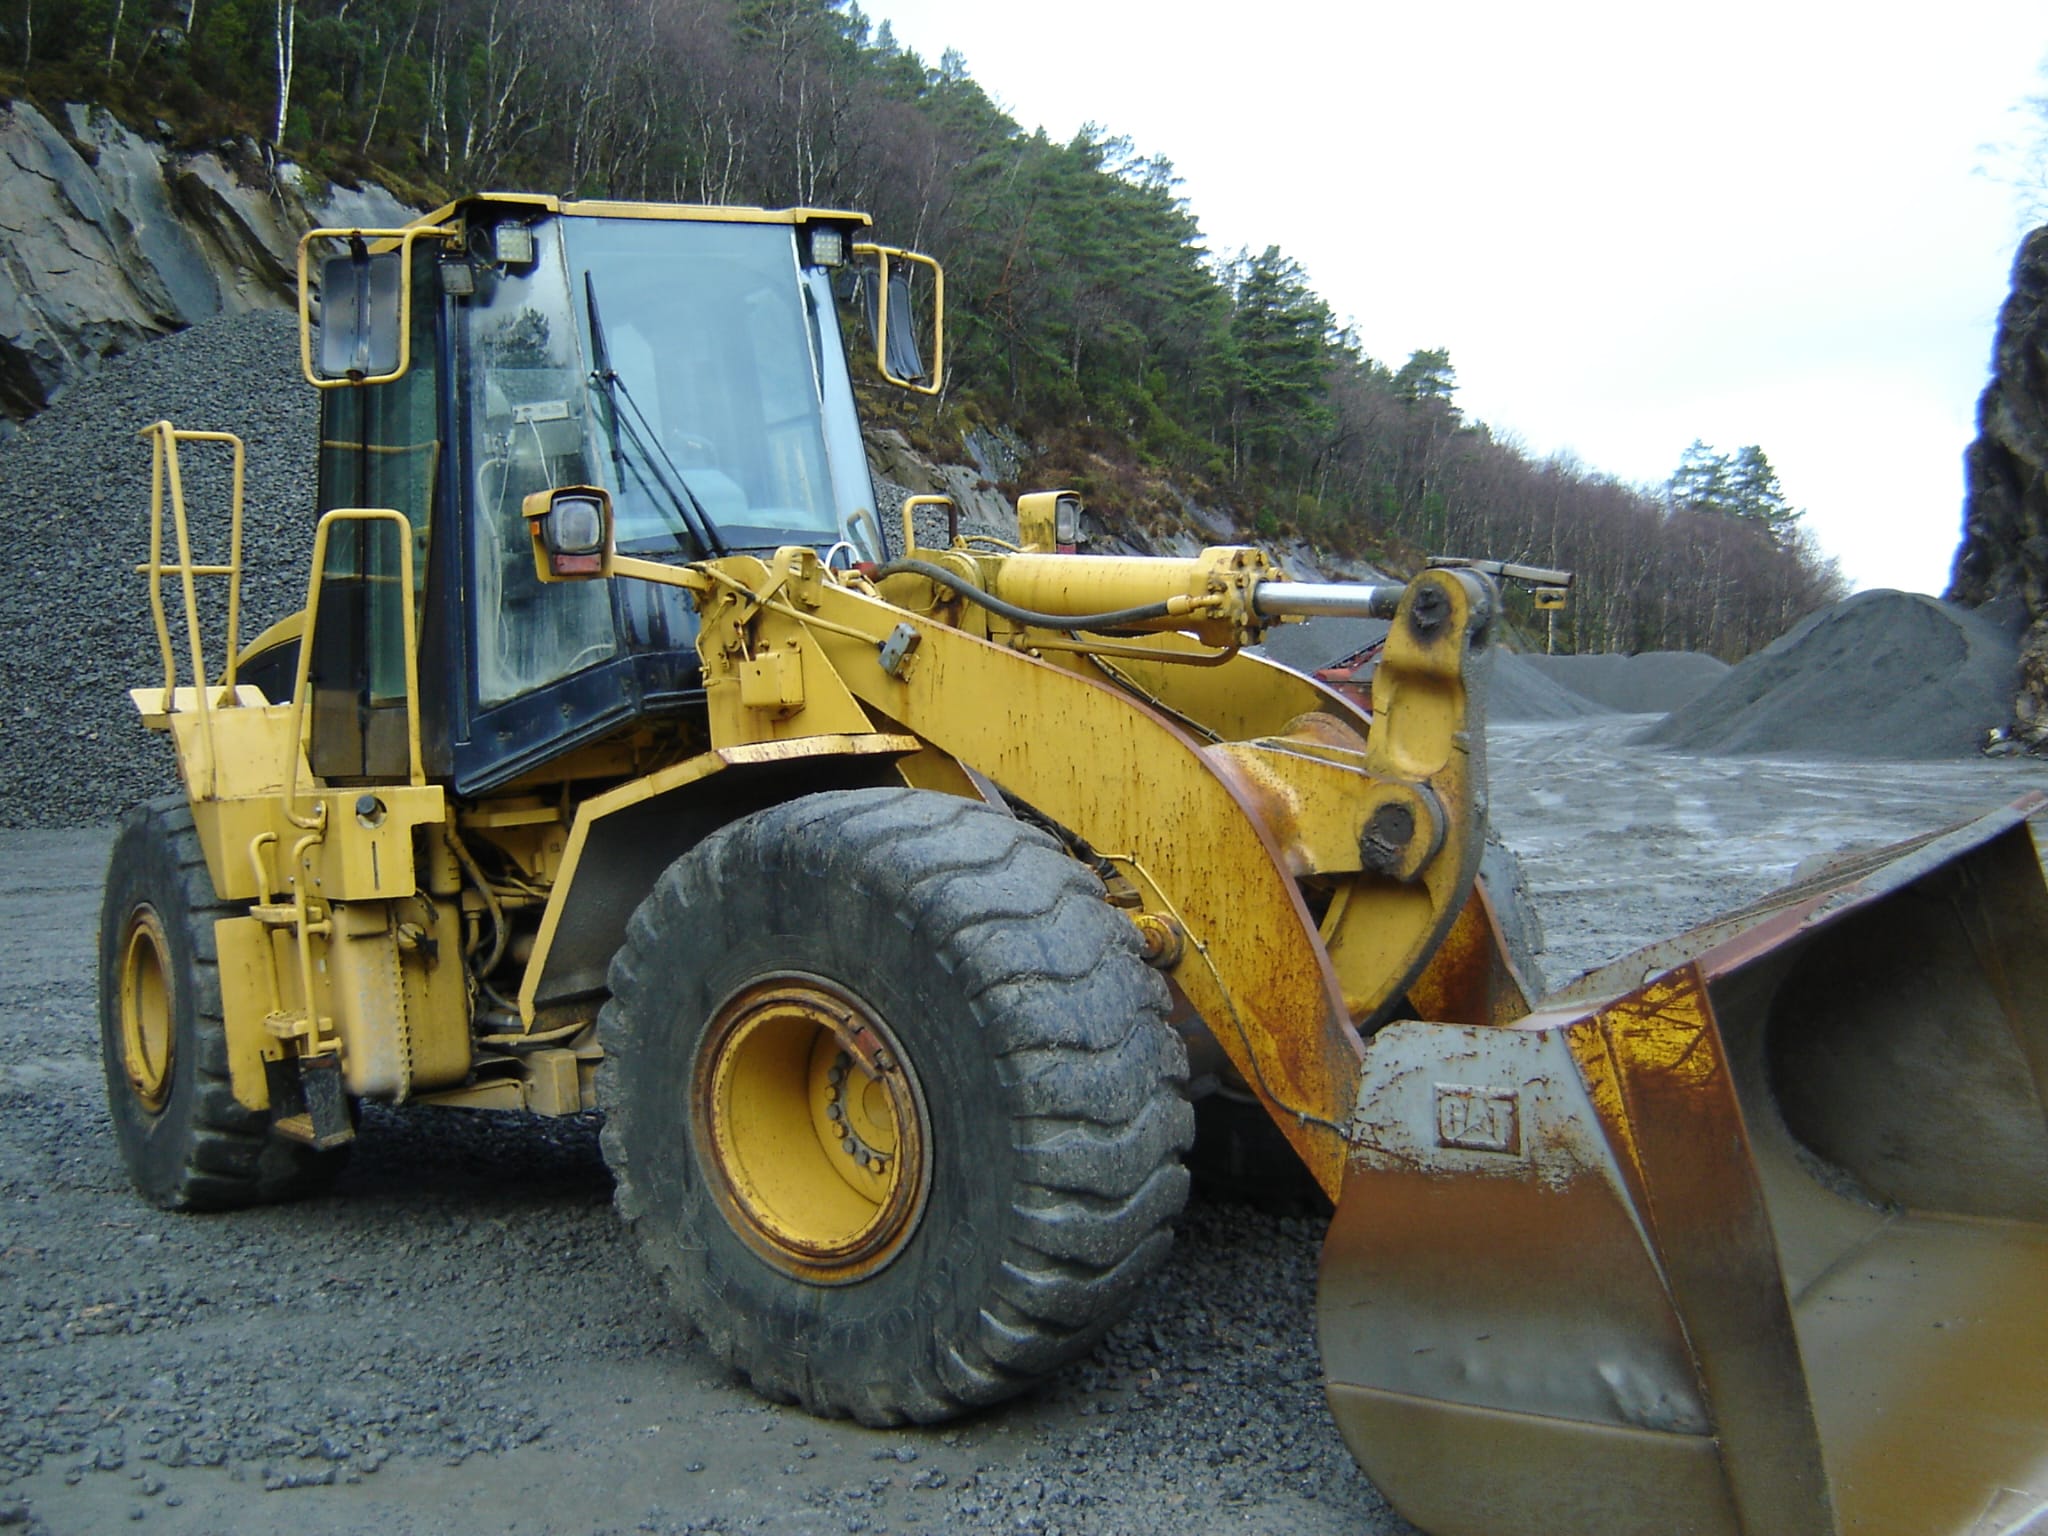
1256;616;1389;676
1639;590;2020;759
1489;650;1612;722
1523;651;1729;715
0;312;318;827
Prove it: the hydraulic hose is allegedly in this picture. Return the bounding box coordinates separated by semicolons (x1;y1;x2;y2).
865;559;1179;631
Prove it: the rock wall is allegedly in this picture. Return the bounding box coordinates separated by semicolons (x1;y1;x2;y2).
1950;223;2048;745
0;98;413;435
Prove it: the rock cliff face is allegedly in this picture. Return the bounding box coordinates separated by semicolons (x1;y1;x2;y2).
0;98;412;434
1950;224;2048;745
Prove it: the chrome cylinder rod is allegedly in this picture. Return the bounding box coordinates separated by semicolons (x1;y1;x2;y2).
1252;581;1406;620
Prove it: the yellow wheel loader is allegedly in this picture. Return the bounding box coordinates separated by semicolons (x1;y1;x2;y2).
100;193;2048;1535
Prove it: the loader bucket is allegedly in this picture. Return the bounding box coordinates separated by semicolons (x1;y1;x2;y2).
1319;795;2048;1536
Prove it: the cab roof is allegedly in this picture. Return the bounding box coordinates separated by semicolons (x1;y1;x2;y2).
414;191;873;231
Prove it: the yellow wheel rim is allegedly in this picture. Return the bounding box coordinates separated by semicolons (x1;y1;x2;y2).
694;978;930;1284
119;907;175;1112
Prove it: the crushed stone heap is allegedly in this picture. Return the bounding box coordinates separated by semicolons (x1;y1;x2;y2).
1638;590;2021;760
1523;651;1729;715
1488;652;1613;722
0;311;317;827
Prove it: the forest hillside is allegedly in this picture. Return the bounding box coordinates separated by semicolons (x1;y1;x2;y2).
3;0;1849;656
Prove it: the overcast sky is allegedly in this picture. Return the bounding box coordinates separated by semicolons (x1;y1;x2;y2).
861;0;2048;595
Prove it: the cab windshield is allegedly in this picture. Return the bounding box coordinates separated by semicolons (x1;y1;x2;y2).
564;217;844;553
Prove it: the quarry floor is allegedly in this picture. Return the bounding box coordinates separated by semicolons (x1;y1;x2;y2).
1;718;2044;1536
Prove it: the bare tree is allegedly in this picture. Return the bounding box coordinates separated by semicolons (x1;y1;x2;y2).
360;0;425;152
104;0;126;72
456;0;544;184
271;0;296;147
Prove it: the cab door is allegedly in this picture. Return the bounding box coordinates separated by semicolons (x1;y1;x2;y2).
309;242;445;784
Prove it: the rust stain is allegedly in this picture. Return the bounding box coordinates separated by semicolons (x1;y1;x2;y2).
1407;882;1534;1028
1597;970;1719;1089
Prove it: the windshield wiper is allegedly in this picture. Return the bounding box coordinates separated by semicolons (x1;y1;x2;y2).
583;271;725;558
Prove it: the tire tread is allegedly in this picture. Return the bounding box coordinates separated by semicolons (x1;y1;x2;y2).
101;796;347;1211
599;786;1192;1426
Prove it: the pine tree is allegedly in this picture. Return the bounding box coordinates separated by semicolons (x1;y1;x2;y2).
1669;441;1800;547
1226;247;1333;475
1669;439;1732;515
1393;347;1456;406
1725;444;1799;546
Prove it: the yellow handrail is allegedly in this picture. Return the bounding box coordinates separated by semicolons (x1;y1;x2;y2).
134;421;247;800
898;494;955;558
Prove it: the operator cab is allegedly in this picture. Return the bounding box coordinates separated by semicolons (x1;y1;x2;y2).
306;195;931;796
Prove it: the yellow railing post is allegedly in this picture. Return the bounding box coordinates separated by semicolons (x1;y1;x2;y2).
135;421;249;800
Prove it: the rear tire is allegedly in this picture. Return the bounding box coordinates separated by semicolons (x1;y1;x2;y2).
599;787;1192;1425
98;797;348;1210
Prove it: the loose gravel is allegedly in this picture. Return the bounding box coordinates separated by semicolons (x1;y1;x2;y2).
0;312;318;827
8;730;2044;1535
0;831;1410;1536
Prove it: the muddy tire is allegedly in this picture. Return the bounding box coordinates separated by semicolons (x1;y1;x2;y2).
598;787;1192;1425
99;797;348;1210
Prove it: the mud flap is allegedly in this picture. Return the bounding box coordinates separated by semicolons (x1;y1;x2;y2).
1318;795;2048;1536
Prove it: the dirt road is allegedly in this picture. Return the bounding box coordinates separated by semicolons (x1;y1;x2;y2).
2;720;2042;1536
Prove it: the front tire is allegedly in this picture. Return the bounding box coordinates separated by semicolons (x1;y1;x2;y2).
599;787;1193;1425
98;797;347;1209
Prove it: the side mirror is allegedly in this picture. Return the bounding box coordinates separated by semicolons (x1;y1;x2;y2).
318;246;403;381
296;223;457;389
523;486;613;581
855;244;944;396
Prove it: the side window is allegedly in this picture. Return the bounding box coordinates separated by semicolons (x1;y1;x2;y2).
743;283;830;517
309;244;441;783
464;226;617;707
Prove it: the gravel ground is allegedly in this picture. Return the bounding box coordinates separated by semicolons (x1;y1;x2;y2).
1489;715;2048;979
4;725;2045;1536
0;827;1403;1536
